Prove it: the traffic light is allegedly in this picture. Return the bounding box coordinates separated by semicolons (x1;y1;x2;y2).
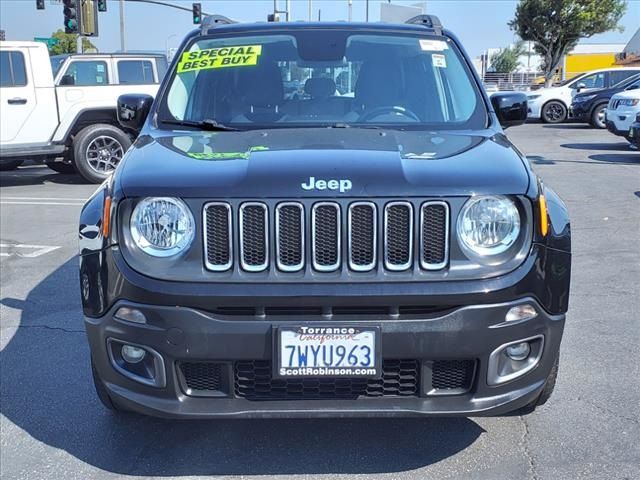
192;3;202;24
36;0;45;10
80;0;99;36
98;0;107;12
63;0;79;34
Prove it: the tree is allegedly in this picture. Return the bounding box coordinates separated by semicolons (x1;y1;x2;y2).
49;30;97;55
490;41;528;73
509;0;626;86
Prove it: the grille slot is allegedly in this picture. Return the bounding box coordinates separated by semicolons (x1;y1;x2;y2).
420;201;449;270
276;203;304;271
239;203;268;271
348;202;377;271
179;362;223;392
384;202;413;271
235;359;420;400
430;360;475;392
312;202;341;271
203;203;232;271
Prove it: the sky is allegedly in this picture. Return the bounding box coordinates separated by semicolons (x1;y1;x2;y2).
0;0;638;59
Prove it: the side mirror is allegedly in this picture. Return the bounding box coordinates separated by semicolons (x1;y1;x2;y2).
117;94;154;133
59;74;75;86
491;92;528;129
575;82;586;92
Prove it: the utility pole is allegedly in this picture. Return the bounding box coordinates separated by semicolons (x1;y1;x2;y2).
308;0;312;21
119;0;126;52
365;0;369;22
286;0;290;21
348;0;352;21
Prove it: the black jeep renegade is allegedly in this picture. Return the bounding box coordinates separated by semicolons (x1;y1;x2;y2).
79;15;571;418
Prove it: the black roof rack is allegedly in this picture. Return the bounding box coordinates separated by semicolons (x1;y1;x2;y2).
201;14;236;30
405;15;443;35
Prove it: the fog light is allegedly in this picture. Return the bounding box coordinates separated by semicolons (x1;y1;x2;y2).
505;342;531;361
121;344;146;364
505;304;537;322
114;307;147;324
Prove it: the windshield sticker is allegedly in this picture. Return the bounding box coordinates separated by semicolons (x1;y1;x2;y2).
177;45;263;73
432;54;447;68
187;146;269;160
419;39;448;51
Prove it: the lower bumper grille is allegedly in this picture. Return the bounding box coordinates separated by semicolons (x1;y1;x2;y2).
234;359;420;400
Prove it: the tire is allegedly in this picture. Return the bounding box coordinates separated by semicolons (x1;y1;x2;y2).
46;160;76;174
0;159;24;171
541;101;567;124
91;360;125;413
518;355;559;415
73;124;131;183
589;103;607;129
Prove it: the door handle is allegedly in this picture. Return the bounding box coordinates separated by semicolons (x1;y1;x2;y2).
8;98;27;105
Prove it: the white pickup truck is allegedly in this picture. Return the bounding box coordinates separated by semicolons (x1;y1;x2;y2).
0;41;166;182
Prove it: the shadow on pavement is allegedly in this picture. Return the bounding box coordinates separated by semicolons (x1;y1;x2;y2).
560;142;633;151
541;124;591;130
0;166;90;187
0;259;485;477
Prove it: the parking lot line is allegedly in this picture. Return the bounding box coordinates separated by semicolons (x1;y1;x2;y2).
0;244;61;258
0;196;88;201
0;200;85;206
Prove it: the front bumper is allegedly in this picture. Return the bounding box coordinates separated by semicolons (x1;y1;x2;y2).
605;107;636;136
527;100;542;119
87;297;565;418
570;103;589;121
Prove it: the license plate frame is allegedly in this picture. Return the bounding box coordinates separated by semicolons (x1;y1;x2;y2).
274;325;382;379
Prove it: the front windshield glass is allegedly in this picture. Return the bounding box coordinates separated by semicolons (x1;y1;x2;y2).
159;30;486;130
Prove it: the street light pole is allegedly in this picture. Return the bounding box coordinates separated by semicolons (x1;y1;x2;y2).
348;0;352;21
119;0;126;52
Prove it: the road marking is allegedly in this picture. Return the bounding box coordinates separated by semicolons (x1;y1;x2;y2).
0;196;88;201
0;244;61;258
0;201;85;206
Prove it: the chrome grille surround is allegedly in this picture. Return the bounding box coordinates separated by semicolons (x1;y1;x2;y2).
420;201;450;270
348;202;377;271
275;202;305;272
239;202;268;272
203;202;233;271
311;202;341;272
384;201;414;271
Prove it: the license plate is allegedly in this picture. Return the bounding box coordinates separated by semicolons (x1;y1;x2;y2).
276;326;380;377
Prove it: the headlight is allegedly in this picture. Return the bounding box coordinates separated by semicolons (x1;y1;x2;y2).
527;94;541;101
619;98;639;106
131;197;195;257
574;94;596;103
457;195;521;263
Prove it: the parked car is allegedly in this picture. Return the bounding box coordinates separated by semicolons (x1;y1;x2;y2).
571;73;640;128
605;89;640;145
629;112;640;149
527;67;640;124
80;15;571;419
0;41;167;181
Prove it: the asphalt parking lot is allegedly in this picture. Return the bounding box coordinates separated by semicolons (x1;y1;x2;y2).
1;123;638;480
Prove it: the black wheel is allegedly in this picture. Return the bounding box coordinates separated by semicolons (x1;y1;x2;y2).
589;103;607;129
73;124;131;183
46;160;76;174
541;101;567;124
91;359;125;413
518;355;559;415
0;159;24;171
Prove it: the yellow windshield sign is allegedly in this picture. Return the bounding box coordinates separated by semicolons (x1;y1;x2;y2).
177;45;263;73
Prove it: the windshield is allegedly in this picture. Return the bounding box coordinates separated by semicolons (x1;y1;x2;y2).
158;29;487;130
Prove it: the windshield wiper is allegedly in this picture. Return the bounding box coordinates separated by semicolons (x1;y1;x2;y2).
161;118;239;131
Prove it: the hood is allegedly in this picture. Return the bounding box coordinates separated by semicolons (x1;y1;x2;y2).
529;86;566;98
611;89;640;100
119;128;530;198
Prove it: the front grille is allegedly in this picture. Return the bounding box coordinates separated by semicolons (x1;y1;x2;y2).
312;203;340;271
235;359;420;400
431;360;475;391
240;203;268;271
179;362;223;392
203;203;232;271
420;202;449;269
384;202;413;270
348;202;376;270
203;200;449;274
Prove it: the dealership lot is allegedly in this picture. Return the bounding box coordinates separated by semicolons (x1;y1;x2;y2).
0;123;638;480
